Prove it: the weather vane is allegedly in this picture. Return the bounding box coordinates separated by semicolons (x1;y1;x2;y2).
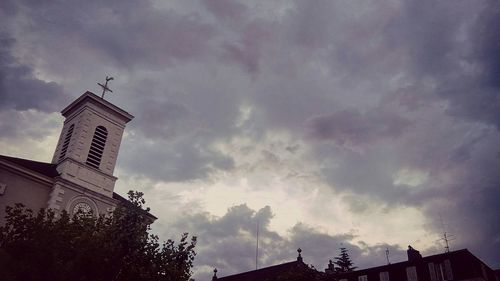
97;76;114;99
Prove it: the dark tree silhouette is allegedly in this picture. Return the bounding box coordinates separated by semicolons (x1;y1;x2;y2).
333;247;357;273
0;191;196;281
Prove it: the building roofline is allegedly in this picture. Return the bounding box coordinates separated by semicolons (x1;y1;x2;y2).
0;154;156;220
335;249;472;276
0;154;59;180
61;91;134;123
217;260;304;280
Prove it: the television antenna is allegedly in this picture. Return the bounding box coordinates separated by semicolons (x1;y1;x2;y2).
438;215;456;253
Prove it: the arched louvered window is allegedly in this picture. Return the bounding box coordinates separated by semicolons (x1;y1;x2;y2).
59;124;74;161
86;126;108;169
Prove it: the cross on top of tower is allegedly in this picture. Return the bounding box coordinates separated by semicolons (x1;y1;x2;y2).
97;76;114;99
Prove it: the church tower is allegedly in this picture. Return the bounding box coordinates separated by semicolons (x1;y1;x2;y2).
0;88;156;222
51;91;133;198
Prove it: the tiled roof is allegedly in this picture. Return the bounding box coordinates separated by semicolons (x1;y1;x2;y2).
217;261;305;281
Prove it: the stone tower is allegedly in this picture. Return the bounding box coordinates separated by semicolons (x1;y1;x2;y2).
40;91;134;216
51;91;133;198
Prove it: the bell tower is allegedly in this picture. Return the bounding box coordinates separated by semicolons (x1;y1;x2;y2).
52;91;133;197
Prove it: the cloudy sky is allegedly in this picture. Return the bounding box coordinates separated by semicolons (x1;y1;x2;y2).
1;0;500;279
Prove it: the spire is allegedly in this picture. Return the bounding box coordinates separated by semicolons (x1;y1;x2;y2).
297;248;303;262
212;268;218;280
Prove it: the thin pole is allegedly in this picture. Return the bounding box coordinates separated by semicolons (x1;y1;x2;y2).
256;220;259;270
385;248;390;264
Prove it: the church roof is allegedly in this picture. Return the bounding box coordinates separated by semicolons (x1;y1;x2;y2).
0;154;60;178
0;154;156;220
217;260;305;281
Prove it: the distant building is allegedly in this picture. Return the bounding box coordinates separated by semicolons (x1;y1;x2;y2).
212;246;499;281
212;249;312;281
0;91;155;223
327;247;499;281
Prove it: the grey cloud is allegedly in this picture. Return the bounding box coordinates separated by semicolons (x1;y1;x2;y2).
0;109;60;140
384;0;500;127
0;34;67;113
203;0;247;22
119;136;234;183
4;0;216;73
307;109;410;147
421;128;500;267
3;0;500;271
134;99;197;140
168;204;406;281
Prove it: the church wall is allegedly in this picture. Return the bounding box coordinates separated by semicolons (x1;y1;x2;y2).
58;184;116;217
0;168;52;225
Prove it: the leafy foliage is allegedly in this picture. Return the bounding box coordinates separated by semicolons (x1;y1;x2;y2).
0;191;196;281
333;247;357;273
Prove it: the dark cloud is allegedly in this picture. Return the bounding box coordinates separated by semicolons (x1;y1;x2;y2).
2;0;500;273
0;33;67;112
420;128;500;268
384;0;500;128
2;0;216;73
439;19;500;128
307;109;410;147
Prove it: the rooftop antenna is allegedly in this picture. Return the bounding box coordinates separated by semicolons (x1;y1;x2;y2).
97;76;114;99
438;215;455;253
385;247;390;265
255;220;259;270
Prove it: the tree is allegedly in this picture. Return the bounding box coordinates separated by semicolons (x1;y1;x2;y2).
0;191;196;281
333;247;357;273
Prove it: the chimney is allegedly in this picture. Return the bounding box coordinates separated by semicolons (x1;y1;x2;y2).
407;245;422;262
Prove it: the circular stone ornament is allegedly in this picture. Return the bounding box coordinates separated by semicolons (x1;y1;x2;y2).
73;202;93;217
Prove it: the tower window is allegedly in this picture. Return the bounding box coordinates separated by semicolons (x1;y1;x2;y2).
59;124;74;162
86;126;108;169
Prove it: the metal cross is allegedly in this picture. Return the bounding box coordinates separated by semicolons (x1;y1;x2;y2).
97;76;114;99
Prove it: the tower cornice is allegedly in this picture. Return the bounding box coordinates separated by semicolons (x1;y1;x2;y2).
61;91;134;123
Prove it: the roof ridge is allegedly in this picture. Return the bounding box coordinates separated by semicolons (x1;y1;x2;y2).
0;154;59;178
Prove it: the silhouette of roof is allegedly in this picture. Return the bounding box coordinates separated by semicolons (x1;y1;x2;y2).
0;154;60;178
331;249;494;281
217;261;305;281
0;154;156;220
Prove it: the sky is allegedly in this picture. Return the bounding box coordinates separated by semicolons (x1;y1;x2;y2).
1;0;500;279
